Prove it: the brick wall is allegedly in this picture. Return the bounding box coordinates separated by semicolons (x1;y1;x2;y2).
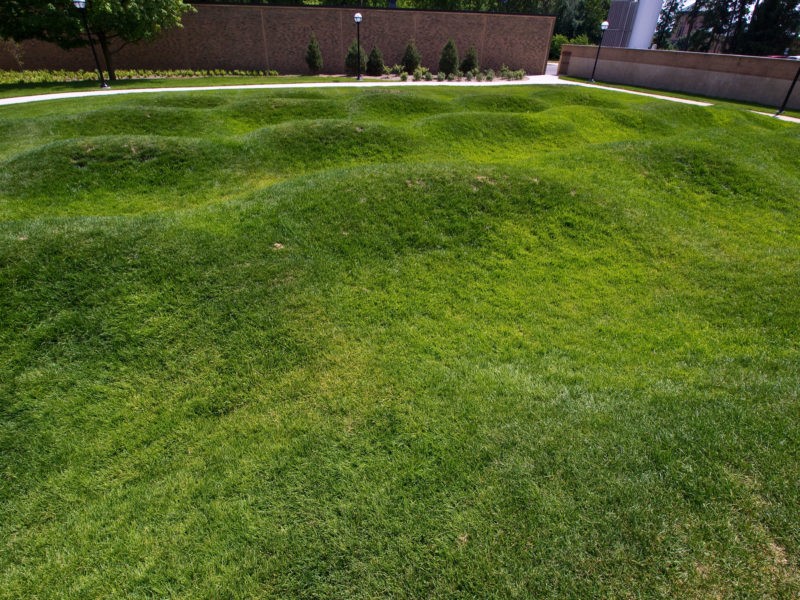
0;5;555;75
558;44;800;110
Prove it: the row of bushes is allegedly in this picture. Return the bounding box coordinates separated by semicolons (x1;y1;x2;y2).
549;34;591;60
393;65;524;82
307;35;525;80
0;68;280;84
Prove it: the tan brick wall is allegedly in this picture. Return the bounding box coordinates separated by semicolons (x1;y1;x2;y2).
558;45;800;110
0;5;555;75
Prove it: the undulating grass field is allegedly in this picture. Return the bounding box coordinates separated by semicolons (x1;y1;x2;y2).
1;85;798;598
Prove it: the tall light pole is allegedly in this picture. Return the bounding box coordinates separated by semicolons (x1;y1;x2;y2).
354;13;363;81
72;0;109;88
776;61;800;115
590;20;609;83
777;34;800;115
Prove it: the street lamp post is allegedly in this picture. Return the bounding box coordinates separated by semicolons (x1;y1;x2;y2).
776;61;800;115
72;0;108;89
354;13;363;81
590;20;609;83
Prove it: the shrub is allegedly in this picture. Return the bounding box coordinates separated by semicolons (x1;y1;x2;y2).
438;39;459;76
366;46;385;76
499;64;525;80
570;34;590;45
465;70;473;81
412;66;430;81
436;71;446;81
424;70;433;81
475;71;485;82
446;72;456;81
400;72;408;81
345;39;366;75
389;63;404;75
460;45;479;73
550;33;569;60
484;68;494;81
401;40;421;74
305;33;323;74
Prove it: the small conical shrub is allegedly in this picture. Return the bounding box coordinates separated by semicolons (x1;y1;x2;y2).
401;40;421;74
305;33;323;74
345;39;366;75
460;45;479;73
366;46;385;76
438;39;459;76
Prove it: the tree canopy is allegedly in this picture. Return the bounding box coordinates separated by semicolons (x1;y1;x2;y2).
655;0;800;55
0;0;194;77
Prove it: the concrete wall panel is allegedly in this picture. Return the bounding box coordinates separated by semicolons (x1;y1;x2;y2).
558;45;800;110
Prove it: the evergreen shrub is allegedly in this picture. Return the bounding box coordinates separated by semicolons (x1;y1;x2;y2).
401;40;421;74
306;33;323;74
345;40;366;75
366;46;385;76
460;45;479;73
439;39;459;75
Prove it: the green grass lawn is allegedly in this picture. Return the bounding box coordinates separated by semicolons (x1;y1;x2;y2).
1;85;798;598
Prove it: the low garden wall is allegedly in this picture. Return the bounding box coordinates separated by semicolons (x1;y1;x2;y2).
558;44;800;110
0;5;554;76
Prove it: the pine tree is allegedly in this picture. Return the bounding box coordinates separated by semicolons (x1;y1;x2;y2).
736;0;800;55
439;39;459;75
345;39;366;75
305;33;323;74
653;0;681;48
460;45;479;73
401;40;421;74
366;46;385;76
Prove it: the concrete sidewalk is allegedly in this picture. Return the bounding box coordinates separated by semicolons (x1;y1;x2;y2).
6;70;797;121
0;74;714;108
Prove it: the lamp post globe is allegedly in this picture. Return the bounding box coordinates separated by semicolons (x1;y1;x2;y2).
590;20;610;83
354;13;363;80
72;0;108;88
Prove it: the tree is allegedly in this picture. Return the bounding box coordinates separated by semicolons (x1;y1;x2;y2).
0;0;194;80
460;45;479;72
549;33;569;58
366;45;384;76
438;39;459;74
736;0;800;55
345;39;366;75
401;39;421;74
653;0;681;48
305;32;322;73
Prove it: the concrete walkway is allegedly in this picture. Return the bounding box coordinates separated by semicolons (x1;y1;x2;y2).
750;110;800;124
0;73;714;108
10;70;800;122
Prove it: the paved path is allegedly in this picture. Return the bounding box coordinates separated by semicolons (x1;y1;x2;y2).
750;110;800;124
0;74;714;108
8;71;799;122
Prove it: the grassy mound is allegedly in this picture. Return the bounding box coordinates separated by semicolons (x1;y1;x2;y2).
1;86;799;598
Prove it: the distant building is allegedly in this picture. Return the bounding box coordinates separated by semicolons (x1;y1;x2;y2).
668;2;724;52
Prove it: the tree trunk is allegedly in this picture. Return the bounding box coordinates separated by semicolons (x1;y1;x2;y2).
97;32;116;81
